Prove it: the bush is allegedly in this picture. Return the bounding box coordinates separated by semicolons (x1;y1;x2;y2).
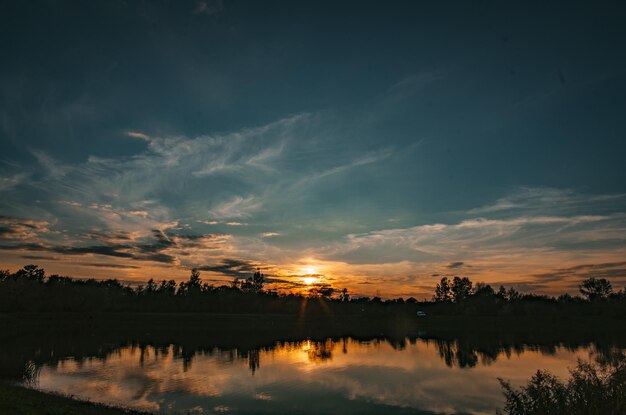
498;354;626;414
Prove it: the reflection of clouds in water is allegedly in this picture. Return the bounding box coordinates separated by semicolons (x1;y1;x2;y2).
36;339;599;415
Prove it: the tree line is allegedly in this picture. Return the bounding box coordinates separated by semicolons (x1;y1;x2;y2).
0;264;625;317
0;265;395;315
428;275;625;317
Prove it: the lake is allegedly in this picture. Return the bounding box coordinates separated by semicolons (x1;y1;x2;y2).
16;332;619;414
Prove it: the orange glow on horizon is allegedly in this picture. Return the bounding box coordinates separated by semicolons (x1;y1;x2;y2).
302;276;318;285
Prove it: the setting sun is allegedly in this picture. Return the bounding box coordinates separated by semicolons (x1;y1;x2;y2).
302;276;318;285
300;265;320;285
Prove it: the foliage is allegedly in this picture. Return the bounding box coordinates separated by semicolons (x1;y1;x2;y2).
451;276;472;302
434;277;452;302
498;353;626;415
579;277;613;301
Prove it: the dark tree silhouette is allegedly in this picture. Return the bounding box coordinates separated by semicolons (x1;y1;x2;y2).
433;277;452;302
189;269;202;288
579;277;612;301
506;287;521;301
250;268;264;293
15;264;45;282
451;276;472;302
474;282;495;297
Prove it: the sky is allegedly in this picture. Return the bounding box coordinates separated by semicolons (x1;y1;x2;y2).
1;1;625;298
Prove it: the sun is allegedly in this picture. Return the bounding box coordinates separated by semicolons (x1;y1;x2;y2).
297;264;322;285
302;276;317;285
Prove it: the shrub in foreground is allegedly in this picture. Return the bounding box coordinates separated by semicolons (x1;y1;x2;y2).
498;354;626;415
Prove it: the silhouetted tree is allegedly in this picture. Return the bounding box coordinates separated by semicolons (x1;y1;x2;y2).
507;287;521;301
189;269;202;287
179;268;202;296
496;285;507;299
250;268;264;293
579;277;612;301
15;264;45;282
451;276;472;302
310;285;334;299
434;277;452;302
474;282;495;297
145;278;157;294
158;279;177;295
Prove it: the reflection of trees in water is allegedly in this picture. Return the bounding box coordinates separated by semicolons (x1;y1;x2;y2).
3;332;626;382
435;339;478;368
430;338;626;369
302;338;335;362
247;349;260;373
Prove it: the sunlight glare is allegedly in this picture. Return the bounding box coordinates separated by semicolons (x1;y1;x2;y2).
301;266;318;275
302;276;317;285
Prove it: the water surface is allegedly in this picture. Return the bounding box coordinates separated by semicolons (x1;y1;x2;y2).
26;337;608;414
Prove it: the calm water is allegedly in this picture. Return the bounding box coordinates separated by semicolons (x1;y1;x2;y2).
20;337;612;414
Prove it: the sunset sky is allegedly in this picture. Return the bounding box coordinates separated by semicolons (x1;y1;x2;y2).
1;1;625;298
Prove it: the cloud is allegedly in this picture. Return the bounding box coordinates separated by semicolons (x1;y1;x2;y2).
325;214;614;265
128;210;149;218
446;262;464;269
0;226;228;266
80;262;141;269
20;255;59;261
60;200;82;207
325;148;393;177
197;258;257;277
30;149;70;179
198;220;219;225
83;230;137;243
0;216;52;240
534;261;626;282
468;187;626;215
207;196;262;220
125;131;151;141
261;232;280;238
0;173;29;192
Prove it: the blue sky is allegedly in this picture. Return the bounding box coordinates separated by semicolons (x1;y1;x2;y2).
1;1;625;297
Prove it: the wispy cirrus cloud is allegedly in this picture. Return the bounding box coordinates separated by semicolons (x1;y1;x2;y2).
468;187;626;215
207;196;262;220
0;173;30;192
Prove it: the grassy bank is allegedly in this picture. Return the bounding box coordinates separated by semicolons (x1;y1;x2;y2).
0;382;145;415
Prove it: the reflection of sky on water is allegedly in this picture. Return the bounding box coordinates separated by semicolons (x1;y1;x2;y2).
33;338;597;414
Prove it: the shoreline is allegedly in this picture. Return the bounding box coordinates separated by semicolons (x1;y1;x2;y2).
0;382;148;415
